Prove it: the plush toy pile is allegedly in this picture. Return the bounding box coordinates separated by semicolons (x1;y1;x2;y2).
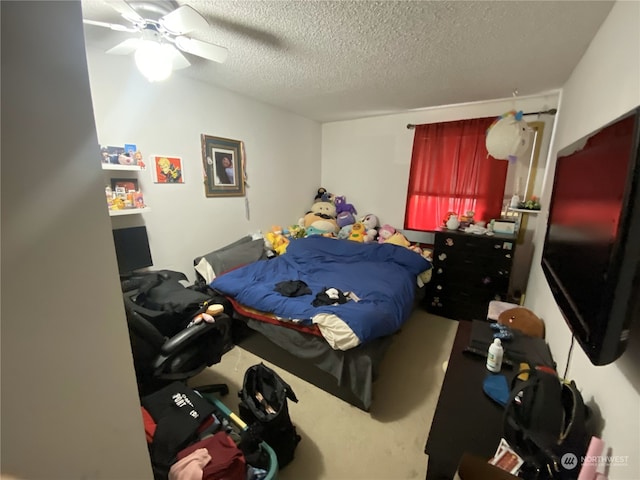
262;187;433;264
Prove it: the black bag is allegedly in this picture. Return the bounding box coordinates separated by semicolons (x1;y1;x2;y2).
503;366;594;480
238;363;301;469
123;270;215;336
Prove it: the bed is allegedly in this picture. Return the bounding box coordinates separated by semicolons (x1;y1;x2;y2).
202;235;432;411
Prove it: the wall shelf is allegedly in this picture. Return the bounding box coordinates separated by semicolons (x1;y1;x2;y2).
102;164;145;172
109;207;151;217
508;208;540;215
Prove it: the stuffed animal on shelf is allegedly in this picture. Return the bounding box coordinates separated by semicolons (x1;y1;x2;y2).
334;196;357;216
377;224;395;244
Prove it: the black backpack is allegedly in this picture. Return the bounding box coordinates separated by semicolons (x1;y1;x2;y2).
238;363;301;469
503;366;594;479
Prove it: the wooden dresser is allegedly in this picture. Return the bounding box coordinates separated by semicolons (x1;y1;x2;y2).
425;228;517;321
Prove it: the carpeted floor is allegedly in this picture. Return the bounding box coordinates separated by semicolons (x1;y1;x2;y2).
190;309;458;480
190;309;457;480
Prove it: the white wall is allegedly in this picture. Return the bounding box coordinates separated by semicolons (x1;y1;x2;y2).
1;2;152;478
85;49;321;281
321;94;558;231
525;2;640;478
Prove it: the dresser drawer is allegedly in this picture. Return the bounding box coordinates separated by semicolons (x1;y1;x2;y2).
434;232;515;258
430;265;511;293
432;250;514;272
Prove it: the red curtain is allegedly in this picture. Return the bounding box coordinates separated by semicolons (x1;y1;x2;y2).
404;117;508;231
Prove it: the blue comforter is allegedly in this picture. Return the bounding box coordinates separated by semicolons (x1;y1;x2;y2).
210;236;431;348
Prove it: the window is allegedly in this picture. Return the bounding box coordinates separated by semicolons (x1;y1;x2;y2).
404;117;508;231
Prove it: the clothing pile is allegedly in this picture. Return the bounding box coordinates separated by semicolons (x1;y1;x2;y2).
142;382;271;480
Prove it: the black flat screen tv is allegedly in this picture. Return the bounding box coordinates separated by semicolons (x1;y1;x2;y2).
112;226;153;275
541;107;640;366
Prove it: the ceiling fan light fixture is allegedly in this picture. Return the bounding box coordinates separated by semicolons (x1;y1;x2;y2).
86;2;229;79
134;40;173;82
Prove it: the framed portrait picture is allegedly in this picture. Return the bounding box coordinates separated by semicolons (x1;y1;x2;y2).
152;155;184;184
201;134;245;197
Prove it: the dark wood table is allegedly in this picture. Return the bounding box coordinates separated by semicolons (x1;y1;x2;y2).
424;320;506;479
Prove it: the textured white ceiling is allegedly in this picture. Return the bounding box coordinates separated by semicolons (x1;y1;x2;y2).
81;0;615;122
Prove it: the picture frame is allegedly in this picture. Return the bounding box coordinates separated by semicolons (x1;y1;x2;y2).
201;134;245;197
152;155;184;184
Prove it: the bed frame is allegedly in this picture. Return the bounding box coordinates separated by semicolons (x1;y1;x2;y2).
230;313;393;411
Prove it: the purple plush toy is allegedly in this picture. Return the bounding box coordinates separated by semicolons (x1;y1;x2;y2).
337;211;355;228
334;196;357;216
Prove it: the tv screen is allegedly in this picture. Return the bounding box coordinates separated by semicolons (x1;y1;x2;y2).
112;226;153;275
541;107;640;366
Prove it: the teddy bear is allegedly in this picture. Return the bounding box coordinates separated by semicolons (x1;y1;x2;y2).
377;224;395;244
302;201;339;234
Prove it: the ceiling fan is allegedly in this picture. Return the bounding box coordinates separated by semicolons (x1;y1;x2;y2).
83;0;228;81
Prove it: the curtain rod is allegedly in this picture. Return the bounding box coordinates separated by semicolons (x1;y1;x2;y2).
406;108;558;129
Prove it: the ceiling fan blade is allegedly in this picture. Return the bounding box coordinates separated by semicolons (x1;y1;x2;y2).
83;19;137;32
168;46;191;70
160;5;208;35
106;38;142;55
175;36;228;64
106;0;144;24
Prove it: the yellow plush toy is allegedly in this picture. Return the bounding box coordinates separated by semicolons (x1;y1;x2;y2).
266;226;289;255
348;222;366;242
385;232;410;247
